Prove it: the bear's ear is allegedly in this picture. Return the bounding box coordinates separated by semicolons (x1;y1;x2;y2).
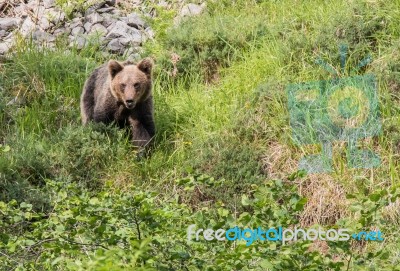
137;58;153;77
108;60;123;78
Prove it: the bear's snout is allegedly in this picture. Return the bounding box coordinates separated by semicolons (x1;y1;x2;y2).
125;99;136;109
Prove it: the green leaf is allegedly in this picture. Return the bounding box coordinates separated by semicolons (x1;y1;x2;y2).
369;193;381;202
241;195;252;206
89;197;100;205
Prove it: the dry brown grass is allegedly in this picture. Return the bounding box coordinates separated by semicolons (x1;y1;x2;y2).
297;174;348;227
382;199;400;226
261;141;350;227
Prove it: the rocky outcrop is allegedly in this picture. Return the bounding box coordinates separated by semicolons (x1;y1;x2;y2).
0;0;206;58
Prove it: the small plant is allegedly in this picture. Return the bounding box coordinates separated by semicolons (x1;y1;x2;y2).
55;0;101;18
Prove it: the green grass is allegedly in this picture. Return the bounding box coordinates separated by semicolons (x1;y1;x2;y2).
1;0;400;270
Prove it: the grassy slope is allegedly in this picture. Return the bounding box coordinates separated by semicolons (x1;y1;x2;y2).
1;0;400;269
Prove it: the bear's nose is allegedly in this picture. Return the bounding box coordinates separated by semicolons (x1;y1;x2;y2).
126;100;135;108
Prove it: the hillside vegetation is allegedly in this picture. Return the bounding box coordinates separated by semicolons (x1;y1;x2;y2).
1;0;400;270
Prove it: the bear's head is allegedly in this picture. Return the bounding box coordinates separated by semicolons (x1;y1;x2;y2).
108;58;153;109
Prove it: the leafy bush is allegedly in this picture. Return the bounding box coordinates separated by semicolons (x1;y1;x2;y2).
2;177;400;270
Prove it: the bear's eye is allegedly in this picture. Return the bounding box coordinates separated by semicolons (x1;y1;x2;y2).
134;83;140;89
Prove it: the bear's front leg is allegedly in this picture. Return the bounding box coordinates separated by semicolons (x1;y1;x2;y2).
129;117;152;148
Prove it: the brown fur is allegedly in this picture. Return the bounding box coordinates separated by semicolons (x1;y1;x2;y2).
80;58;155;147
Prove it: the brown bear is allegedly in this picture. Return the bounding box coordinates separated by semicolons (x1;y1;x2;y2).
80;58;155;147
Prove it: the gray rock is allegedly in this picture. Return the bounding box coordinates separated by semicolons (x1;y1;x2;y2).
145;27;155;39
0;18;21;31
70;18;83;29
72;11;83;18
84;22;92;33
70;35;87;49
71;26;85;36
89;23;107;35
43;0;55;8
20;17;36;37
128;52;141;61
117;37;131;46
14;5;29;18
53;27;71;36
101;13;117;28
107;38;124;53
33;30;56;43
39;17;51;30
32;5;46;18
85;12;103;24
180;3;206;17
0;42;11;55
122;13;146;29
106;21;142;44
0;30;7;38
105;0;116;6
45;8;66;24
26;1;40;11
84;1;106;16
124;47;141;61
97;7;115;13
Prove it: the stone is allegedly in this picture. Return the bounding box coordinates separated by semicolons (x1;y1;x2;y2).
0;30;7;38
45;8;66;24
0;18;21;31
14;5;29;18
106;21;142;44
84;1;106;16
89;24;107;35
180;3;206;17
32;6;46;18
0;42;11;55
101;13;117;28
53;27;71;36
123;46;140;61
70;18;83;29
71;26;85;36
122;13;146;29
97;7;115;13
70;35;87;49
43;0;55;8
145;27;155;39
26;1;40;11
85;12;103;24
107;38;124;53
128;52;141;61
20;17;36;37
39;17;51;30
72;11;83;18
105;0;116;6
33;30;56;43
119;37;132;46
84;22;92;33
